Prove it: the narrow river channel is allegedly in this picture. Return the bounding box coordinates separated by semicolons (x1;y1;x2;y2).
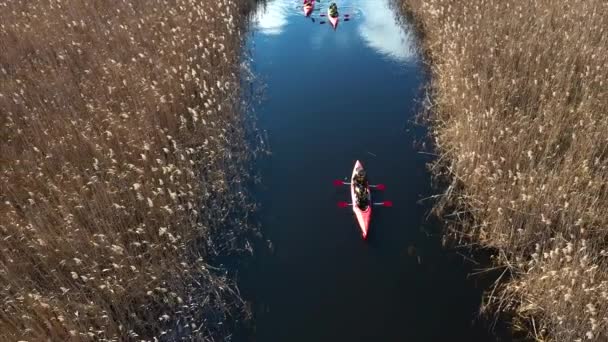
237;0;496;341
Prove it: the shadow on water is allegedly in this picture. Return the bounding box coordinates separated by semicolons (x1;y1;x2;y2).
233;0;513;341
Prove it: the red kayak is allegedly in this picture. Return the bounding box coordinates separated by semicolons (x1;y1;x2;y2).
350;160;371;239
335;162;391;239
303;0;315;17
327;7;339;29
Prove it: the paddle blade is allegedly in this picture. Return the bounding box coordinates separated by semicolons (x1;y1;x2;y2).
337;201;350;208
375;184;386;191
383;201;393;207
333;179;345;187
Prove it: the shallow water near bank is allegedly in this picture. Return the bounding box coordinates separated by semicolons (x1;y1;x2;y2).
236;0;497;340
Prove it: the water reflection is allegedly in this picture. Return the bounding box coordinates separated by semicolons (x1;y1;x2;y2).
357;0;417;62
254;0;416;62
253;0;292;35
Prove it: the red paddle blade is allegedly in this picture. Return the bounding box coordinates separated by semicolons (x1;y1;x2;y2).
337;201;350;208
383;201;393;207
375;184;386;191
333;179;345;186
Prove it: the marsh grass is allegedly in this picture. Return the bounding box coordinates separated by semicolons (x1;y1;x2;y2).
1;0;259;340
399;0;607;340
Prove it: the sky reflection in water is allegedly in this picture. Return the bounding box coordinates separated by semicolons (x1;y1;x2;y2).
253;0;417;62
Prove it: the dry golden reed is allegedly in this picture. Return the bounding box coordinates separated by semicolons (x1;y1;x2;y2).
400;0;607;340
1;0;258;340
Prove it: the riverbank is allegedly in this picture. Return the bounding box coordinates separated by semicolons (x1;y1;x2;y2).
399;0;607;340
0;0;257;340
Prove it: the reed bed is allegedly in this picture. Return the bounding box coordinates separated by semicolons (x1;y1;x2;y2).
399;0;607;340
1;0;258;340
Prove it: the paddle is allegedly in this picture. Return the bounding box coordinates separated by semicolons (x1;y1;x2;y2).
333;180;386;190
319;18;350;24
333;179;346;186
338;201;393;208
320;14;350;17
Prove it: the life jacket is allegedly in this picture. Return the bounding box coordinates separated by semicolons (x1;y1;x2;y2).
354;175;367;187
357;195;369;209
329;4;338;17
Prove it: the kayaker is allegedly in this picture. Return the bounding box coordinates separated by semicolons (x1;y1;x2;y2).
328;2;339;18
353;168;369;206
353;168;368;188
357;194;369;209
304;0;313;6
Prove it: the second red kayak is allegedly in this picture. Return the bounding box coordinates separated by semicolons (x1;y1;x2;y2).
303;0;315;17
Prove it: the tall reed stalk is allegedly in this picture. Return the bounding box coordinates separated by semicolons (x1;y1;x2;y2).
1;0;258;340
399;0;607;340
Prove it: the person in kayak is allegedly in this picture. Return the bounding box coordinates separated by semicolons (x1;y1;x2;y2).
328;2;339;18
356;189;369;209
303;0;313;6
353;168;369;208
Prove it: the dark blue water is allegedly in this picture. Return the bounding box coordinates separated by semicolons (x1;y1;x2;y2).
238;1;496;341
